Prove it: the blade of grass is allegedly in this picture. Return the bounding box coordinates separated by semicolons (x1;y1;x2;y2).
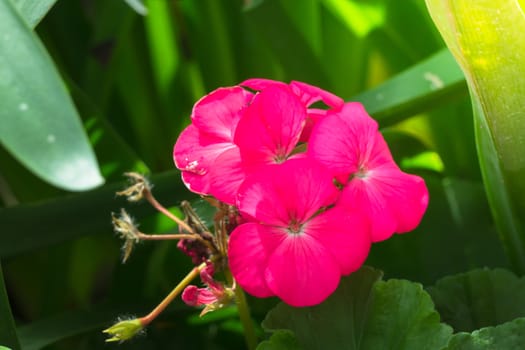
0;171;192;259
426;0;525;272
0;262;20;350
244;0;328;84
16;301;189;350
144;0;180;98
352;48;467;126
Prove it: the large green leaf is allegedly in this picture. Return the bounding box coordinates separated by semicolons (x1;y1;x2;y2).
427;268;525;332
0;263;20;350
261;267;452;350
11;0;56;27
426;0;525;272
0;0;104;191
0;170;191;258
444;317;525;350
353;48;467;126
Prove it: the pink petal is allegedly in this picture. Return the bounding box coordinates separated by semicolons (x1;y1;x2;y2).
237;158;338;226
191;86;253;141
308;102;393;182
182;285;218;306
173;124;235;194
200;264;224;294
372;165;429;233
299;108;328;142
305;206;371;275
339;163;428;242
208;146;245;205
264;234;341;307
228;223;284;298
240;78;287;91
234;85;306;166
290;80;344;109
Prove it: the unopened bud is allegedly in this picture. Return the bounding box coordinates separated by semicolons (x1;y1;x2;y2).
103;317;143;342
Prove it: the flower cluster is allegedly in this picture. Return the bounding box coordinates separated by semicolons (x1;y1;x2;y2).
174;79;428;307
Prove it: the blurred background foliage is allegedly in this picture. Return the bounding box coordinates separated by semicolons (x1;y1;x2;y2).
0;0;511;348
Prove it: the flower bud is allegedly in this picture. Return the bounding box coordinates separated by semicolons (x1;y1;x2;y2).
103;317;143;342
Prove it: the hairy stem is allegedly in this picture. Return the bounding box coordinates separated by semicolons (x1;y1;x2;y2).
140;262;206;326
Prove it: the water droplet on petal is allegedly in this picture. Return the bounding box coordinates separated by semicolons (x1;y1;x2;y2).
183;160;206;175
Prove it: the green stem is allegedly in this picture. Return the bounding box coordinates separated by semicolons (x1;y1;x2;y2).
140;262;206;326
225;270;257;350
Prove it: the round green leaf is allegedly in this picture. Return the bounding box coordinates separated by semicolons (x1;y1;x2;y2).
261;266;452;350
428;268;525;332
444;317;525;350
257;330;300;350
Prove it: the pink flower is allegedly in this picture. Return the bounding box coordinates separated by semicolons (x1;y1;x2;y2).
173;86;252;204
182;264;234;316
228;158;370;307
174;80;344;205
308;102;429;242
241;78;344;141
234;84;307;169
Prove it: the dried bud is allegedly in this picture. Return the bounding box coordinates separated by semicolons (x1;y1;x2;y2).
112;209;140;263
177;238;211;265
116;172;152;202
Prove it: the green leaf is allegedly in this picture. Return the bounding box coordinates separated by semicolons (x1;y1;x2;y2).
245;0;328;85
427;268;525;332
17;303;153;350
352;48;467;126
262;267;452;350
0;0;104;191
425;0;525;273
257;330;300;350
0;263;20;350
123;0;147;16
366;175;508;286
11;0;56;27
444;317;525;350
0;170;191;258
69;79;150;181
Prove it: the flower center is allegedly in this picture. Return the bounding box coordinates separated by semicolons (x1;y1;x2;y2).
273;144;287;163
347;164;369;183
355;165;368;178
288;218;303;234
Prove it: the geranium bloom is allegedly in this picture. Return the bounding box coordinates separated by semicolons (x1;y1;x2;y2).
234;84;308;169
174;80;342;204
228;158;370;307
308;102;429;242
182;264;234;316
241;78;344;141
173;86;252;204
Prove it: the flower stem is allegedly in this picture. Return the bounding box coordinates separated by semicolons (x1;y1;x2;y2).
143;188;194;233
140;262;206;326
225;270;257;350
136;232;216;251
